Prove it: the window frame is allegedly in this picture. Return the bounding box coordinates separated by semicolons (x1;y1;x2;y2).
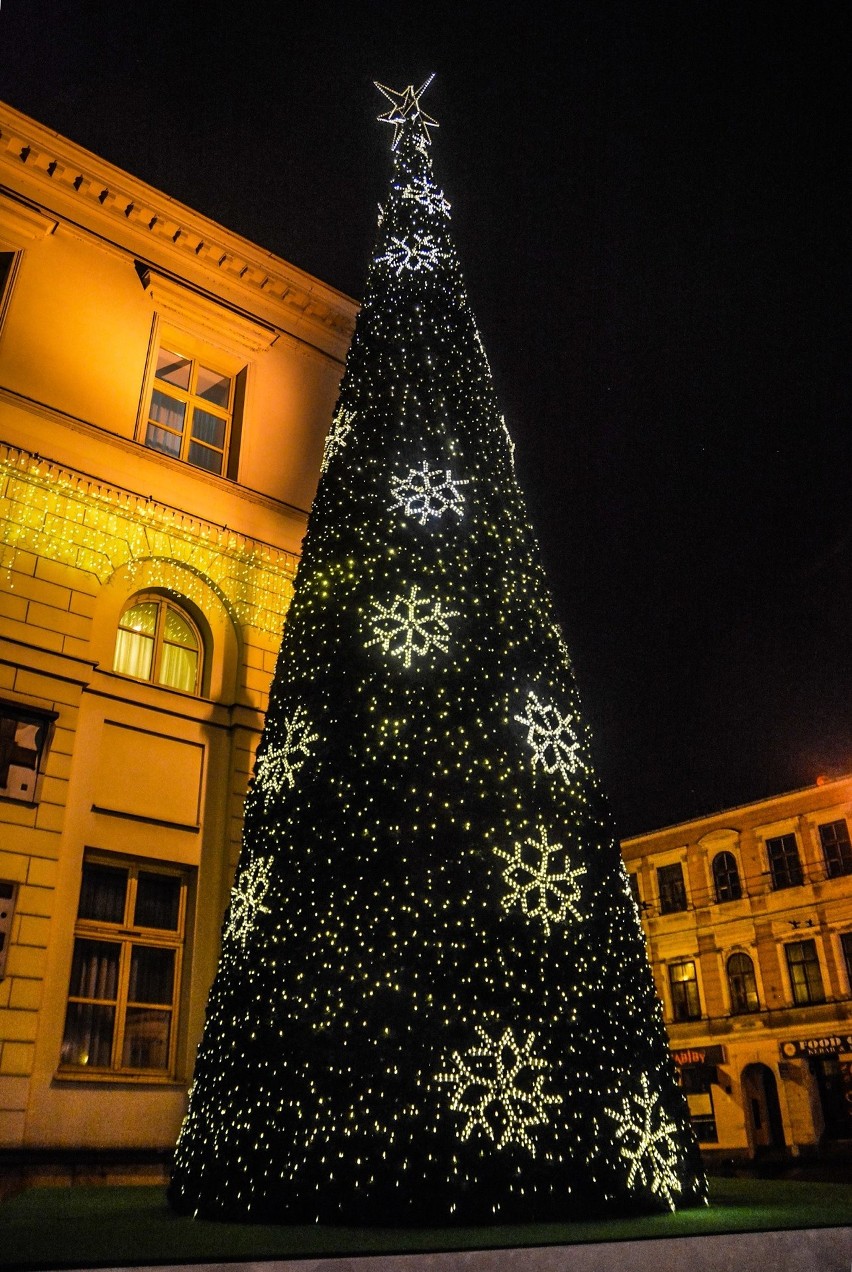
784;938;826;1007
818;819;852;879
712;850;742;903
141;335;243;478
0;700;57;805
726;951;760;1015
766;832;804;890
59;852;189;1080
657;862;688;915
840;932;852;993
113;592;204;696
668;958;702;1021
0;250;22;335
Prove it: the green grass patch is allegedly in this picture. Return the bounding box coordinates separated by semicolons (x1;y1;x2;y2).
1;1176;851;1269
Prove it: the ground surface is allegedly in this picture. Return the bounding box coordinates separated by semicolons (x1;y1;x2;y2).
1;1176;851;1270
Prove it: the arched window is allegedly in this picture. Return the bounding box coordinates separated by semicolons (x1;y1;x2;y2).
727;952;760;1015
712;851;742;903
114;595;202;694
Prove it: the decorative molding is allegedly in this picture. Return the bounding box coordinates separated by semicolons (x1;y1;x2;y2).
0;192;56;246
139;268;278;353
0;105;357;351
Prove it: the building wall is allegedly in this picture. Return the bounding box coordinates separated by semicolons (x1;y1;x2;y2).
0;100;356;1160
623;776;852;1158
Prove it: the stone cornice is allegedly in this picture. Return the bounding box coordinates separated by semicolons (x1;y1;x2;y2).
0;99;358;359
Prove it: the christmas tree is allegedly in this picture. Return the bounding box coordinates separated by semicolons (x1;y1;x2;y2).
168;77;707;1225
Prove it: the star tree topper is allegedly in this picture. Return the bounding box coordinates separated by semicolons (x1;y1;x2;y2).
375;74;439;150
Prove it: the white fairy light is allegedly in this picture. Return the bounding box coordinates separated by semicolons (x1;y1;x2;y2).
254;705;319;807
375;75;439;151
605;1073;683;1210
436;1024;562;1155
389;462;468;525
495;825;586;936
321;407;356;475
402;174;451;218
366;583;459;668
514;689;586;783
223;856;273;952
376;233;445;275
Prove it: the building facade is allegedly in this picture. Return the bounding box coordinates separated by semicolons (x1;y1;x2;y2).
0;100;356;1175
624;776;852;1159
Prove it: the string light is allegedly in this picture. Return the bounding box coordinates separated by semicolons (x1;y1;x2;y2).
168;75;707;1225
494;825;586;935
0;444;296;634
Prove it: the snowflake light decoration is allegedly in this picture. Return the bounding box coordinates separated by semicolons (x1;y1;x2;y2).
254;705;319;808
389;462;468;525
366;584;459;668
402;174;451;218
605;1073;682;1210
377;234;444;275
514;690;587;783
436;1024;562;1155
224;856;273;951
320;407;355;476
495;825;586;936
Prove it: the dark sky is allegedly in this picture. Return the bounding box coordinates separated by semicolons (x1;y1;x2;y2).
2;2;850;835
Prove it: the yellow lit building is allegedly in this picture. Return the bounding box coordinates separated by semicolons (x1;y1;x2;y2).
623;775;852;1160
0;100;356;1181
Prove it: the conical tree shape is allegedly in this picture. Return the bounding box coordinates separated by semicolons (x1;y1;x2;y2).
169;79;707;1225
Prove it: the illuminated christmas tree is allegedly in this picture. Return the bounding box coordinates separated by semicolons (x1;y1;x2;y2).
168;78;707;1224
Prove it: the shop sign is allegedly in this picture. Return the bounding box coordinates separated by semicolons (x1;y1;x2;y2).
672;1046;726;1067
780;1035;852;1058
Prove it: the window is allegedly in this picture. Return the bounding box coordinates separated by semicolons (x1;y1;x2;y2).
627;872;641;908
766;833;803;890
114;594;202;694
727;952;760;1014
819;820;852;879
668;959;701;1020
0;881;19;980
0;701;56;804
841;933;852;991
679;1064;718;1142
712;851;742;903
785;939;825;1006
60;855;188;1075
0;251;16;320
144;345;235;475
657;862;687;914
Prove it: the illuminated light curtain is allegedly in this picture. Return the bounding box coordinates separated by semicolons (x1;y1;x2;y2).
169;79;706;1225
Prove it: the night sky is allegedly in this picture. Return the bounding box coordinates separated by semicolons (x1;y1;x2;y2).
1;2;849;835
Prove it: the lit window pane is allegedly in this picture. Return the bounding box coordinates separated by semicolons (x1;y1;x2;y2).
196;366;231;408
122;1007;171;1070
149;389;186;434
67;938;121;1000
187;440;224;475
114;627;154;680
155;349;191;389
120;602;158;635
135;872;181;930
128;945;175;1004
78;864;128;925
164;606;198;649
158;642;198;692
61;1002;115;1067
191;408;226;449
